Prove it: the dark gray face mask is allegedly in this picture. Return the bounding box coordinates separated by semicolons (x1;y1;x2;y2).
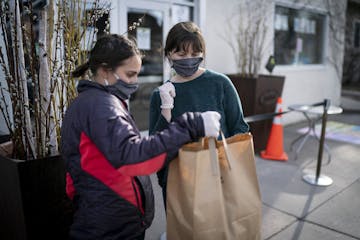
105;74;139;100
172;57;203;77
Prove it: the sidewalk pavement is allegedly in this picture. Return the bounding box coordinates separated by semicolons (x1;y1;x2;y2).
145;92;360;240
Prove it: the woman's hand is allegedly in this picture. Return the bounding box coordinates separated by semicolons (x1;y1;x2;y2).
201;111;221;138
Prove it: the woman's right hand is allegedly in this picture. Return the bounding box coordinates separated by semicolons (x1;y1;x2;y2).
159;82;176;109
158;82;176;122
201;111;221;138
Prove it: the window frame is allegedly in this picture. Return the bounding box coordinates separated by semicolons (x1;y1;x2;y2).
273;2;328;68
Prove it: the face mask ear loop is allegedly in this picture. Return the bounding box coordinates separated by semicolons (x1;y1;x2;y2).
113;73;121;79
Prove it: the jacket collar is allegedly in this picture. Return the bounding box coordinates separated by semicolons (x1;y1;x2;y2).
77;79;129;110
77;79;106;93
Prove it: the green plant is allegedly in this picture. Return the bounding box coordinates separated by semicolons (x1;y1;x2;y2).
0;0;110;159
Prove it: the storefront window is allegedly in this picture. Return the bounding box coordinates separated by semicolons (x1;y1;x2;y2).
274;6;326;65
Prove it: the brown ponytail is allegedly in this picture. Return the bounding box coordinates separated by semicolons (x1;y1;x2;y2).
71;61;90;78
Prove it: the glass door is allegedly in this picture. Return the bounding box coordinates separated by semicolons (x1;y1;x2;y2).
114;1;169;130
114;0;194;130
127;7;166;130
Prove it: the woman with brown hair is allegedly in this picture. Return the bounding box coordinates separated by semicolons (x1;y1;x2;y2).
149;20;249;213
61;33;221;240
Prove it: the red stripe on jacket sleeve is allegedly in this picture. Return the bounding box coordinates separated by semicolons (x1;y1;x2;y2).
79;132;168;213
66;172;76;200
117;153;167;176
79;132;139;209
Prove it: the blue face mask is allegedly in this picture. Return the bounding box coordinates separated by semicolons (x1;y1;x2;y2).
172;57;203;77
105;74;139;100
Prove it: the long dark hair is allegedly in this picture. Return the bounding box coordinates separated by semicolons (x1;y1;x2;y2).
164;21;206;57
72;34;140;78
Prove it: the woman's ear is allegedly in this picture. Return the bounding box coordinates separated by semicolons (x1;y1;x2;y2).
96;66;106;77
99;66;113;79
94;66;112;85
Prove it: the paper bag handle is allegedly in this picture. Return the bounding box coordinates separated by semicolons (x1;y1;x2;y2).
208;138;232;238
220;131;234;170
208;138;220;176
208;131;235;176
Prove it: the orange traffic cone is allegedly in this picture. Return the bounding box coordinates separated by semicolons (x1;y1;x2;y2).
260;97;288;161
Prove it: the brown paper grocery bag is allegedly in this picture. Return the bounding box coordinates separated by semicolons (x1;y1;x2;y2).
166;133;262;240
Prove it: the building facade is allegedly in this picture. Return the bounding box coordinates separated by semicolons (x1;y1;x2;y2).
204;0;347;124
0;0;348;134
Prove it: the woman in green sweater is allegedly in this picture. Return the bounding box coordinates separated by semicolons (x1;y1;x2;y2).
149;21;249;210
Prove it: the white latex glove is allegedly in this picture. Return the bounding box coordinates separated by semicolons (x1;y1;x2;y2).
158;82;176;109
201;111;221;138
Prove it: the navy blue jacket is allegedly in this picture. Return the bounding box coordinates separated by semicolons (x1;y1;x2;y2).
61;80;205;239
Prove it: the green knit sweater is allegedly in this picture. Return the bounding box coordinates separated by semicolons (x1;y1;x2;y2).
149;69;249;137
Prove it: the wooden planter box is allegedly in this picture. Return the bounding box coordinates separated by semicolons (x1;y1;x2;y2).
0;155;73;240
228;74;285;153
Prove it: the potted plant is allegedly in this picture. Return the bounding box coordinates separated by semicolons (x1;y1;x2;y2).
0;0;110;239
223;0;285;153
